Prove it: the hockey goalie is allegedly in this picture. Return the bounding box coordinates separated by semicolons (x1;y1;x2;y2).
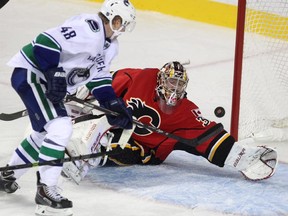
62;63;278;184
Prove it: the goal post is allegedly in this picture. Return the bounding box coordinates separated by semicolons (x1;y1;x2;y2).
230;0;288;141
230;0;246;141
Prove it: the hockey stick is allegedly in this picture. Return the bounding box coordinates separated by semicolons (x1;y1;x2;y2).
71;113;102;124
0;109;28;121
0;114;109;172
0;107;101;122
0;98;222;171
66;95;223;148
0;149;120;172
0;107;101;123
0;61;190;122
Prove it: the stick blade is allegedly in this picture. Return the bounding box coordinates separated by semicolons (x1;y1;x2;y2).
0;109;28;121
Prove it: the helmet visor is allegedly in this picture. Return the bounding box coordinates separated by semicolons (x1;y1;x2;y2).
121;20;136;32
163;77;187;106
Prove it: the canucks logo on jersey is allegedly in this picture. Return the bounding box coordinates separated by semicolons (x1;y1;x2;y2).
85;19;100;33
67;67;90;86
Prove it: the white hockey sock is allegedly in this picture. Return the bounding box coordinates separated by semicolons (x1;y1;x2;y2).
8;132;44;179
39;117;72;186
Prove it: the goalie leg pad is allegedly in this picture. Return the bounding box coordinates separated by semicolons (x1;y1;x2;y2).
61;159;93;185
61;162;82;185
66;116;111;165
225;138;278;180
64;116;115;183
35;205;73;216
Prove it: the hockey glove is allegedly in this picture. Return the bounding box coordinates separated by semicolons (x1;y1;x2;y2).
225;138;278;180
100;98;133;129
45;67;67;103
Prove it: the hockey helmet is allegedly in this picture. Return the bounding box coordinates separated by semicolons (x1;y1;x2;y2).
156;61;189;113
100;0;136;37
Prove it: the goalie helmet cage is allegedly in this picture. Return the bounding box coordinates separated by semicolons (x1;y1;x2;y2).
230;0;288;141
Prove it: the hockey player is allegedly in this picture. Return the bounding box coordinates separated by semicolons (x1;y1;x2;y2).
0;0;136;215
64;61;278;183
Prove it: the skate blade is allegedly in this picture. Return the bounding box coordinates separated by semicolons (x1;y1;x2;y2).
35;204;73;216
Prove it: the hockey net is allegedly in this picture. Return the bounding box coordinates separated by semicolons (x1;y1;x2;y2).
231;0;288;141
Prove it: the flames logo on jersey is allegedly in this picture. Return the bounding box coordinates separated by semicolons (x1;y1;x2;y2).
127;98;160;136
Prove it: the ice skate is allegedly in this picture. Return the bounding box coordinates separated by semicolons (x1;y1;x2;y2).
0;170;20;193
35;171;73;216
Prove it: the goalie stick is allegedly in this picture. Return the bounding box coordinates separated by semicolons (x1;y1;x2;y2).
66;95;224;148
1;96;223;147
0;97;223;171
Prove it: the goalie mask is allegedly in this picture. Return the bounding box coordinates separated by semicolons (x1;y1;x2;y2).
101;0;136;38
156;61;189;114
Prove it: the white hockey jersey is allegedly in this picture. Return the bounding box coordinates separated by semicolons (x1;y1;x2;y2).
7;13;119;95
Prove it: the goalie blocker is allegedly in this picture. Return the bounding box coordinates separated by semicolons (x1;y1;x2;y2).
63;114;278;184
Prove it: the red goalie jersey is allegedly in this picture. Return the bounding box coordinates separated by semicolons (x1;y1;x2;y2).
111;67;235;167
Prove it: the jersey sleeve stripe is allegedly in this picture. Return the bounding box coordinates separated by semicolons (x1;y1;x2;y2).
208;132;230;162
86;79;112;91
21;32;62;71
40;32;62;51
20;43;39;69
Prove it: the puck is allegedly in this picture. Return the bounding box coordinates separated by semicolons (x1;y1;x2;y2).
214;106;225;118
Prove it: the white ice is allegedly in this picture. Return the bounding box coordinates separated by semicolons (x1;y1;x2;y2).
0;0;288;216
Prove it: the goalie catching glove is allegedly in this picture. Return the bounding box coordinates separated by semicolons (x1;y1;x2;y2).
225;138;278;181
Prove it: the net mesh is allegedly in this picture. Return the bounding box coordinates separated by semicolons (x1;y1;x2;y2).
239;0;288;139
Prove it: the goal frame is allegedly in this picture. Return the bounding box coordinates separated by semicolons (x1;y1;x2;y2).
230;0;246;141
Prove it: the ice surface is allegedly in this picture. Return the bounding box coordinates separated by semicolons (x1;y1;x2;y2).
0;0;287;216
